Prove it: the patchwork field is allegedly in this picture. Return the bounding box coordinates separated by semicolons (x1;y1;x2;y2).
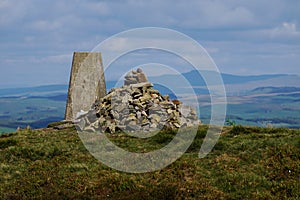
190;91;300;129
0;96;65;133
1;91;300;134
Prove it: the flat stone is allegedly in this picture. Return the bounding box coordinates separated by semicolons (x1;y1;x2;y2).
139;93;152;102
89;121;100;130
133;93;143;99
167;109;173;114
83;125;96;132
151;94;158;98
149;114;161;122
130;82;153;88
136;111;142;119
173;123;181;128
127;115;137;121
141;110;148;117
150;123;157;129
111;110;120;119
160;102;174;107
142;121;150;127
76;68;201;134
147;88;159;94
172;99;181;105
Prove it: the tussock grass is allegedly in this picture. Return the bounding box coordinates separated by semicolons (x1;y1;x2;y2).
0;125;299;199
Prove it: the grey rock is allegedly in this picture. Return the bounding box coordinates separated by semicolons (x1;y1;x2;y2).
124;68;149;86
76;69;201;134
130;82;153;88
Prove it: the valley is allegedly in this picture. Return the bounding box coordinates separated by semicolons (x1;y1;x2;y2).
0;71;299;133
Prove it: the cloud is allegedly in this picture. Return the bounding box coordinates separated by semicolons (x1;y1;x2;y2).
270;22;300;38
83;1;111;16
0;0;300;87
0;0;28;26
31;20;62;31
97;0;258;29
204;40;300;75
177;2;256;28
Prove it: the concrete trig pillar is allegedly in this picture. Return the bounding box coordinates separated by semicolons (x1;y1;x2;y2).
65;52;106;121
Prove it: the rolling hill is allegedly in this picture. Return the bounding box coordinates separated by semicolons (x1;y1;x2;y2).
0;71;299;133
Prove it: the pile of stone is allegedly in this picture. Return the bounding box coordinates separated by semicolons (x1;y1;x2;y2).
76;69;200;134
124;68;148;85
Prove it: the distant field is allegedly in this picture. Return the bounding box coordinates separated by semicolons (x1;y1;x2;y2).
0;86;299;133
0;96;65;133
0;126;15;134
197;92;300;129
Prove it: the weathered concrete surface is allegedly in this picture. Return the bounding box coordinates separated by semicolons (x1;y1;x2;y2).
65;52;106;121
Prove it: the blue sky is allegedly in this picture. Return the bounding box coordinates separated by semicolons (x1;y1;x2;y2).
1;0;300;88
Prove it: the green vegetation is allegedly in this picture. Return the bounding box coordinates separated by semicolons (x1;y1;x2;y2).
0;96;65;132
200;92;300;128
0;126;16;134
0;85;299;133
1;125;299;199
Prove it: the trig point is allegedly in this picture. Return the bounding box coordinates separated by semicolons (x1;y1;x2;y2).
65;52;106;121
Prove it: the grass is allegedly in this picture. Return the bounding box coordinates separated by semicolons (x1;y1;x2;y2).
0;125;299;199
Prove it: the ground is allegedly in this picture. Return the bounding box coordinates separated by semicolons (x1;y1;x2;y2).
0;125;299;199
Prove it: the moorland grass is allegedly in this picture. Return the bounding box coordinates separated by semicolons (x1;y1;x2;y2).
0;125;299;199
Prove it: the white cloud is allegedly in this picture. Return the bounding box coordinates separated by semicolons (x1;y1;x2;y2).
31;20;62;31
99;0;259;29
84;1;111;16
204;40;300;75
0;0;28;26
1;0;300;87
45;54;73;63
270;22;300;38
2;53;72;64
178;2;256;28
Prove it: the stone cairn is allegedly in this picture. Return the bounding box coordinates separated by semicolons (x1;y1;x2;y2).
76;68;200;133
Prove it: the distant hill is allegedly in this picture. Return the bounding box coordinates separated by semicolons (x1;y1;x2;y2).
0;84;68;97
1;71;298;97
249;86;300;95
1;71;300;133
150;71;300;95
29;94;68;102
154;70;286;86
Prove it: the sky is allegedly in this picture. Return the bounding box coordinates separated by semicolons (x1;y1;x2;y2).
1;0;300;88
